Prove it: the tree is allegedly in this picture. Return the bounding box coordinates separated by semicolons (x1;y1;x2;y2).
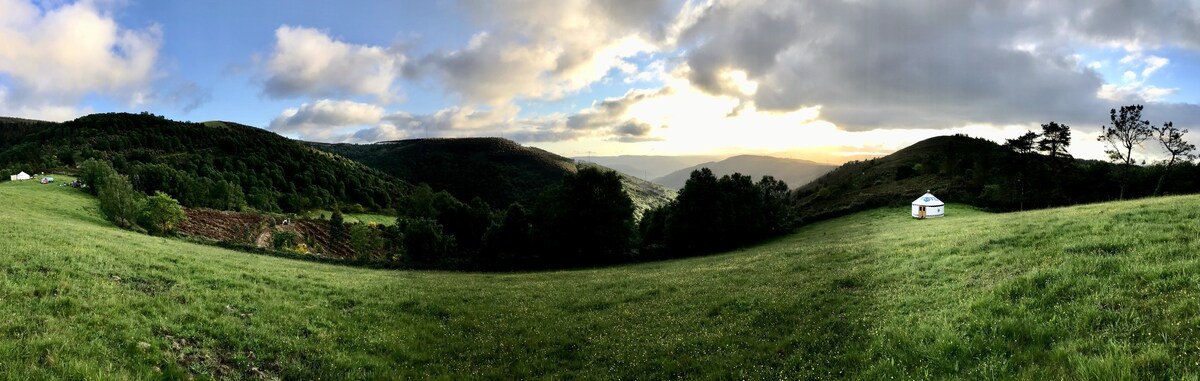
1004;131;1039;154
1152;121;1196;196
1099;105;1154;199
1036;122;1072;204
329;208;348;245
533;167;635;267
483;203;536;269
99;174;145;230
139;191;186;236
78;158;119;195
1037;122;1072;159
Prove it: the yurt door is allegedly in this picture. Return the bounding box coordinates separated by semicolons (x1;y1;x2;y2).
918;206;926;219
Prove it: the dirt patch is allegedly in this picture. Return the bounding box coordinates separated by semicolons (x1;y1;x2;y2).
111;274;176;296
160;333;282;380
178;207;356;259
178;208;270;244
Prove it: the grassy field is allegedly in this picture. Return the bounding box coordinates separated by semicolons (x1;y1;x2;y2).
3;177;1200;379
305;209;397;225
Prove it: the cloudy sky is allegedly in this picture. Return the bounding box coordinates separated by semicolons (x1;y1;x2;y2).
2;0;1199;162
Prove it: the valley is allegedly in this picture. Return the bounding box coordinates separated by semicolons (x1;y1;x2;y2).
4;175;1200;378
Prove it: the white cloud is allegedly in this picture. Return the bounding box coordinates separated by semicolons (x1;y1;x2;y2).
352;123;410;142
0;0;161;119
419;0;674;105
268;99;385;140
263;26;405;102
1142;55;1169;77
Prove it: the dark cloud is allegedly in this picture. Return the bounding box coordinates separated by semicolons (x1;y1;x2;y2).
615;120;653;136
567;87;670;129
674;0;1200;131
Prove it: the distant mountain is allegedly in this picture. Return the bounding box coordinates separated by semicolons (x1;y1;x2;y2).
577;162;676;219
652;155;835;190
309;138;676;216
579;155;726;180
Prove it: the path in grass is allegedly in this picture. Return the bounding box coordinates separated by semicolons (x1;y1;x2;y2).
2;177;1200;379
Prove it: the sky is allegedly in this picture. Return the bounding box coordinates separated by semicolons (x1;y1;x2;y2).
2;0;1200;163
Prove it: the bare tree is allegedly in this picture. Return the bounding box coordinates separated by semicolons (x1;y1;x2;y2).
1152;121;1197;196
1098;105;1153;199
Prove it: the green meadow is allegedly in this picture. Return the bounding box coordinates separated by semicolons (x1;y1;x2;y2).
305;209;397;226
3;176;1200;379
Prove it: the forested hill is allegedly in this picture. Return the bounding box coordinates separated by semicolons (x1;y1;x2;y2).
0;113;405;212
307;138;577;208
793;134;1200;223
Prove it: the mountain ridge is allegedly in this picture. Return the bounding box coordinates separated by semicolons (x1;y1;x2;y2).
652;154;836;190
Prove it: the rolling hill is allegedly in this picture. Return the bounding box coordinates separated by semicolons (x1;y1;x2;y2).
4;173;1200;378
0;113;405;212
790;134;1200;225
652;154;835;190
579;154;726;180
309;138;676;216
307;138;573;208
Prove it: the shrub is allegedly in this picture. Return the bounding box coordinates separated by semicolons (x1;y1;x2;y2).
138;191;186;236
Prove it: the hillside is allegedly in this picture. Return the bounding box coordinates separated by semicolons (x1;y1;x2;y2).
789;134;1200;224
0;113;405;212
579;154;726;180
652;154;835;190
309;138;676;215
308;138;574;208
577;162;676;219
6;172;1200;378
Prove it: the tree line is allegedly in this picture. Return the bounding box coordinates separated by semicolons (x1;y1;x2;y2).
1002;104;1195;206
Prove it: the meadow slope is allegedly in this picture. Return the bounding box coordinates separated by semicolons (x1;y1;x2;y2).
2;178;1200;379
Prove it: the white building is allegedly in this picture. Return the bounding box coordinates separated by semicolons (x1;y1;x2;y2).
13;172;30;181
911;191;944;219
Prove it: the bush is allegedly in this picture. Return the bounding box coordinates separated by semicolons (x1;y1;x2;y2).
272;231;298;250
138;191;186;236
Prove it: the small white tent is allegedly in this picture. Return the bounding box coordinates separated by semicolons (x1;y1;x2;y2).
911;190;944;219
14;172;30;181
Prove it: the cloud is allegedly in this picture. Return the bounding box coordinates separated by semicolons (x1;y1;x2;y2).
416;0;676;104
0;0;161;119
567;87;670;129
667;0;1200;131
268;99;385;139
610;119;663;142
263;26;405;102
352;123;409;143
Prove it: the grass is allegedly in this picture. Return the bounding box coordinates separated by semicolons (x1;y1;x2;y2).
3;177;1200;379
305;209;397;225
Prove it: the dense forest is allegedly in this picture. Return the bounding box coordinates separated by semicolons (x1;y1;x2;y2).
308;138;576;208
0;113;403;213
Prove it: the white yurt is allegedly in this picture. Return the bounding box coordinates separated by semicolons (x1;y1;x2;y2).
15;172;30;181
911;190;944;219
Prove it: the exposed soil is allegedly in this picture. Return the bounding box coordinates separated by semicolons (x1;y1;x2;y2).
178;208;356;259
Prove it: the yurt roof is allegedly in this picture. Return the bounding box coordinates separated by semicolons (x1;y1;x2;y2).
912;192;943;206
